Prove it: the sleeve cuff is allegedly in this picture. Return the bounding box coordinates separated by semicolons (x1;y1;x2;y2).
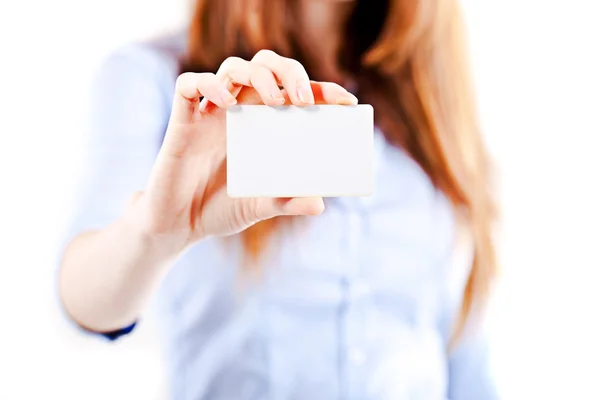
99;322;137;341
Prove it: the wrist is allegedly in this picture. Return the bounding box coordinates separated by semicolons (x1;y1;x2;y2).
121;195;189;262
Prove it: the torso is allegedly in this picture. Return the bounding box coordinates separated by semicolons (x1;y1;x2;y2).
139;32;470;400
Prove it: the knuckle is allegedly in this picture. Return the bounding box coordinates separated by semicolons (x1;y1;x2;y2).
235;199;260;225
175;72;192;90
286;58;305;71
247;199;263;222
220;56;243;71
176;72;216;92
282;58;308;81
253;49;278;61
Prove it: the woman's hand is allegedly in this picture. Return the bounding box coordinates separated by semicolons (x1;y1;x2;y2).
134;49;358;248
59;49;358;332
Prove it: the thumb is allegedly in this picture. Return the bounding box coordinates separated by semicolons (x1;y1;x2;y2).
270;197;325;217
199;194;325;238
250;197;325;223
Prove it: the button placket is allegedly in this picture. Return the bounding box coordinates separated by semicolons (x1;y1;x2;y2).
342;211;369;399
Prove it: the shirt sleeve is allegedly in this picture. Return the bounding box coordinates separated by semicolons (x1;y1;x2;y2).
59;44;175;340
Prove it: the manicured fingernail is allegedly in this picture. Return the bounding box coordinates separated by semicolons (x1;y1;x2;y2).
199;98;209;112
297;83;314;104
336;92;358;105
220;89;237;106
272;89;285;104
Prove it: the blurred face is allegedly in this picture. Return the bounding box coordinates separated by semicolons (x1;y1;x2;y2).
296;0;357;32
293;0;360;82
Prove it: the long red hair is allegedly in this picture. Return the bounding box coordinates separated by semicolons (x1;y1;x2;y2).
182;0;497;343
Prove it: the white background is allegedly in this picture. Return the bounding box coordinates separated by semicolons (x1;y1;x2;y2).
0;1;598;399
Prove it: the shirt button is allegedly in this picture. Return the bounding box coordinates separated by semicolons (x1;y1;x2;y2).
348;347;367;365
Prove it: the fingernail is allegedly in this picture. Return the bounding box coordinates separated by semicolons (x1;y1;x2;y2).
272;89;285;104
297;83;314;104
336;92;358;105
199;98;209;112
220;89;237;106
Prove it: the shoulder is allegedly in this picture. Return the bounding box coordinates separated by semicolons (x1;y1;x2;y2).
94;31;188;98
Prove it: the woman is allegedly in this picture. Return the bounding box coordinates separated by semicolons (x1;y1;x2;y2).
59;0;499;399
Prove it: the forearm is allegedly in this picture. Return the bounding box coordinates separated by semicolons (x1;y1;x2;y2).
59;203;183;333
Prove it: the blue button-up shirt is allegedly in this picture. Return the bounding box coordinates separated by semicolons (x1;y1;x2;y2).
66;34;499;400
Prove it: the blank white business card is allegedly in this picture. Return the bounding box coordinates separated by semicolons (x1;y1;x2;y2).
226;104;374;198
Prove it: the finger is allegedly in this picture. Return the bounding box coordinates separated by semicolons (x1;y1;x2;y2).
251;197;325;223
269;82;358;106
310;81;359;105
251;49;314;106
276;197;325;216
172;72;237;123
217;57;286;106
198;193;325;238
